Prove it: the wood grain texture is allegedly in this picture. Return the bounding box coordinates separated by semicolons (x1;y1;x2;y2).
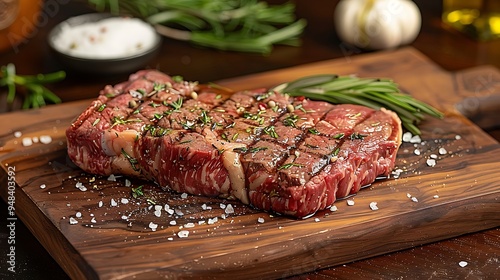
1;48;499;279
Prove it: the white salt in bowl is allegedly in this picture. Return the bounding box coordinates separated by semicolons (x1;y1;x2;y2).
48;13;161;74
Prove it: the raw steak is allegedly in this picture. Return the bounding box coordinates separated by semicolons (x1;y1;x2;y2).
66;70;402;218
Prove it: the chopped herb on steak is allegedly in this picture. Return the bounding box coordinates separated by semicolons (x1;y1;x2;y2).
66;70;402;218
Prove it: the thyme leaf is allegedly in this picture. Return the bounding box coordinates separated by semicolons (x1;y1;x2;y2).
263;125;278;138
131;185;144;198
199;110;212;125
278;162;304;170
349;132;367;140
283;114;299;127
121;148;140;172
166;97;183;111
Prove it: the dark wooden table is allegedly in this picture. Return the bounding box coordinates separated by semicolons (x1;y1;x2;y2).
1;1;498;279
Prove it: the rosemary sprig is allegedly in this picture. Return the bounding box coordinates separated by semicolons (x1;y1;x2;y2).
272;75;443;135
0;64;65;109
88;0;306;54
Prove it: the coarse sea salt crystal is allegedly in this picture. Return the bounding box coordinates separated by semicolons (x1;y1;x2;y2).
154;210;161;218
402;132;412;142
40;184;46;189
181;193;188;199
75;182;87;191
40;135;52;144
411;196;419;203
184;223;195;228
433;195;440;199
69;217;78;225
14;131;22;138
392;168;403;179
121;198;129;204
169;220;177;226
455;135;461;140
439;147;447;155
225;204;235;214
414;149;421;156
426;158;436;167
32;136;39;143
369;202;379;211
330;205;338;212
98;201;103;207
346;199;355;206
257;217;265;224
107;174;116;181
459;261;468;267
178;230;189;238
314;218;320;222
208;217;218;225
125;179;131;187
75;212;82;218
410;135;421;144
22;137;33;146
149;222;158;231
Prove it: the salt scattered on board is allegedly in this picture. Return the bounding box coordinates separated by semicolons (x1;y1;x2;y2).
39;135;52;144
369;202;379;211
225;204;235;214
149;222;158;231
22;137;33;147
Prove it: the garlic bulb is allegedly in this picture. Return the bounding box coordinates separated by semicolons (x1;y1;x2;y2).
334;0;421;50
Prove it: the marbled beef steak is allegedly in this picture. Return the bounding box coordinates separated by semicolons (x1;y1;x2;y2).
66;70;402;218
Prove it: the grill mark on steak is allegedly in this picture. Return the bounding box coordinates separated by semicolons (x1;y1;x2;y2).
243;101;378;216
66;70;402;218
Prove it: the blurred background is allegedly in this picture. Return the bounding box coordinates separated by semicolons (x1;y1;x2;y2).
1;1;499;107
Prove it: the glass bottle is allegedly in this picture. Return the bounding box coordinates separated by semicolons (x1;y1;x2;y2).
442;0;500;41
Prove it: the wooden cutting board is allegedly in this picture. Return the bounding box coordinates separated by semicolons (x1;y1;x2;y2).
1;47;499;279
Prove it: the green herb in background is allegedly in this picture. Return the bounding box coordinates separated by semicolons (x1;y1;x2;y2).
0;64;65;109
272;75;444;135
88;0;307;54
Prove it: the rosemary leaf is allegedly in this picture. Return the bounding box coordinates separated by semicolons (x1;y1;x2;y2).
0;63;65;109
89;0;306;54
273;75;444;135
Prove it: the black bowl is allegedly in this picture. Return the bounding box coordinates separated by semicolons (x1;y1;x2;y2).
48;13;162;75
